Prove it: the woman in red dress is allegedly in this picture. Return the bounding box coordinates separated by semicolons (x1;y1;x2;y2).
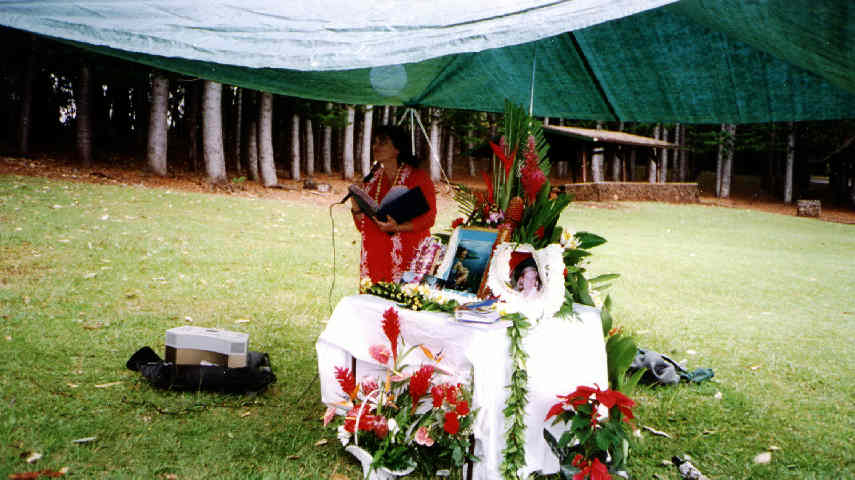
350;125;437;284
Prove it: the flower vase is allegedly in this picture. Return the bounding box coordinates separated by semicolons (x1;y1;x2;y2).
345;445;416;480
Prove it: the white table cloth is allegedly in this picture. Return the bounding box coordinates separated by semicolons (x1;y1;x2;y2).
316;294;607;479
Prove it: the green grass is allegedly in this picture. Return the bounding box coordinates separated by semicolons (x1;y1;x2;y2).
1;175;853;479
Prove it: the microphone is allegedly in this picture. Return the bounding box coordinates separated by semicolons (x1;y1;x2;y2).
339;162;383;204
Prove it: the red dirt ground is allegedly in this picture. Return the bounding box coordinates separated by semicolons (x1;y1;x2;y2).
2;154;854;225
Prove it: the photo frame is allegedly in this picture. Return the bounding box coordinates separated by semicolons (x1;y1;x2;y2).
436;226;498;297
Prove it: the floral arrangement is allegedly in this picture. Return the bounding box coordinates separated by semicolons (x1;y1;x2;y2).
325;307;478;477
451;101;571;249
543;384;636;480
361;280;461;314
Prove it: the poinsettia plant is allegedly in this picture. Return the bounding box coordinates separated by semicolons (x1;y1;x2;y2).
324;307;477;477
543;384;636;480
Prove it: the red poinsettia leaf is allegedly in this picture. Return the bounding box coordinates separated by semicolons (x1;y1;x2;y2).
545;402;565;421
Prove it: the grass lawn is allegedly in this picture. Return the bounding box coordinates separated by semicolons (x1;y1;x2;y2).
1;174;853;479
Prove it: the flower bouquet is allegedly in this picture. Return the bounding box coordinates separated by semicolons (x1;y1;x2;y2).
543;385;636;480
324;307;477;479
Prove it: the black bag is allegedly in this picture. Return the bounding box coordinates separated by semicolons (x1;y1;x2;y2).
126;346;276;394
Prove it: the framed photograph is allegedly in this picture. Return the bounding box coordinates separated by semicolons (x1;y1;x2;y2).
436;226;498;296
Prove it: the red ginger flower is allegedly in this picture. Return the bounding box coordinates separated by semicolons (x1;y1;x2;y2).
408;365;434;407
382;307;401;363
443;410;460;435
521;135;546;203
335;366;357;400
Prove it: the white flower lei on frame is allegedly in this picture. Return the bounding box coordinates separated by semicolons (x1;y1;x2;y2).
486;242;567;322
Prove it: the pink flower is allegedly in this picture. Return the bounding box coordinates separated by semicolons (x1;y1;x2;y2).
323;406;336;426
369;344;391;365
414;426;435;446
361;379;379;396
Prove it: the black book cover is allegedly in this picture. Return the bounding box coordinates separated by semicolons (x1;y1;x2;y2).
349;184;429;224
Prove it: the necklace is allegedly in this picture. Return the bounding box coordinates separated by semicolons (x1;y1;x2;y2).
373;166;405;204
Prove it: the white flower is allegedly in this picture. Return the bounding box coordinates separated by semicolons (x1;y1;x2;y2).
388;418;400;435
337;425;351;446
560;229;579;250
359;277;373;291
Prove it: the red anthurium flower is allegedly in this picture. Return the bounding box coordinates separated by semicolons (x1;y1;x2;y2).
545;402;565;421
382;307;401;363
372;416;389;439
334;366;357;400
443;411;460;435
451;217;464;229
535;226;545;239
455;400;470;416
445;385;459;405
408;365;435;407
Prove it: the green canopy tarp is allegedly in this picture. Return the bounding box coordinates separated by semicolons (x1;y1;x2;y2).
2;0;854;123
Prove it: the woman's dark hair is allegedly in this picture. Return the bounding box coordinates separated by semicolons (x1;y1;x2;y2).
373;125;420;167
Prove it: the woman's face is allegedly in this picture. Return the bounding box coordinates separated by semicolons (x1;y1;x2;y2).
373;136;399;172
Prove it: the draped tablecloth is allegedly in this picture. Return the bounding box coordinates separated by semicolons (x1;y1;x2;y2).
316;294;607;479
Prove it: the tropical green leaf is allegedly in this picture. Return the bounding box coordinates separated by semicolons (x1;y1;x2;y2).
574;231;607;249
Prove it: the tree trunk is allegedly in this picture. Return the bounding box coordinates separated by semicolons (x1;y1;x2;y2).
246;119;259;181
76;63;93;167
202;80;227;184
429;108;441;182
658;127;669;183
715;123;725;197
784;122;795;203
146;74;169;176
290;112;301;181
360;105;374;176
445;131;455;180
322;103;333;175
185;81;201;172
305;118;315;177
17;34;36;155
467;126;477;177
258;92;277;186
721;124;736;198
649;124;659;183
342;106;356;180
232;88;243;174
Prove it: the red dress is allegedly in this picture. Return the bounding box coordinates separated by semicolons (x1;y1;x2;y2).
353;165;437;284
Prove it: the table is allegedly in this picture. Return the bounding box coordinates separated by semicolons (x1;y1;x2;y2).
316;294;607;479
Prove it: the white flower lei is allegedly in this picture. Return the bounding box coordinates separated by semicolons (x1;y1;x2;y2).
486;242;567;322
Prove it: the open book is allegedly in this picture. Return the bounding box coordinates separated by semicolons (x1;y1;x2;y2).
349;184;429;224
